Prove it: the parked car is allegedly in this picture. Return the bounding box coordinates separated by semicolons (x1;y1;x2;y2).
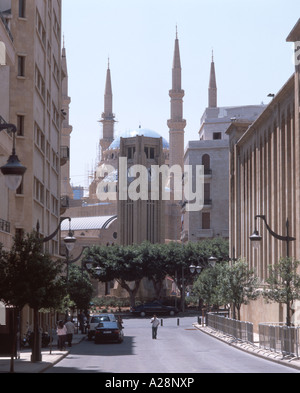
130;301;178;317
94;321;124;344
87;314;116;340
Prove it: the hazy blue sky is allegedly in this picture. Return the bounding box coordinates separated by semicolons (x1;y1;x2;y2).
62;0;298;188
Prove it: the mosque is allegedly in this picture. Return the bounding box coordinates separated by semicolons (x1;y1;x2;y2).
61;31;265;298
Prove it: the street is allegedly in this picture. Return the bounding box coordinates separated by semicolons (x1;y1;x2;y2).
44;316;299;374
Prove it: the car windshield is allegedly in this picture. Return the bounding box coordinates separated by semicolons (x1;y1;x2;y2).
91;316;111;323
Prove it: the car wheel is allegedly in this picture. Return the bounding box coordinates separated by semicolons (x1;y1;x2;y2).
170;310;175;316
140;311;146;317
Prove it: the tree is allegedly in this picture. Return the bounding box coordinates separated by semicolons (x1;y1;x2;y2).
0;232;66;364
67;265;94;311
219;260;260;320
88;244;145;308
138;242;168;299
192;263;224;310
263;257;300;326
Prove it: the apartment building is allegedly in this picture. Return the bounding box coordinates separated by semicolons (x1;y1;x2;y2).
0;0;64;255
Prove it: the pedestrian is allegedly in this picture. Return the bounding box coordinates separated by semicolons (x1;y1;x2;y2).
65;318;76;347
150;315;160;339
78;311;85;334
56;320;67;351
117;315;124;330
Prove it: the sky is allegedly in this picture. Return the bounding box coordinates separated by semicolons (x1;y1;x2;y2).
62;0;298;189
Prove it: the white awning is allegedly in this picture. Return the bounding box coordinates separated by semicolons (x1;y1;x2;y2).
61;215;117;231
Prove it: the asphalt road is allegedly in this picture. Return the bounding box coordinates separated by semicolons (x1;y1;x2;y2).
45;316;299;374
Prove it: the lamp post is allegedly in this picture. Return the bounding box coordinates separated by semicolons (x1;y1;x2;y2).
250;215;296;327
189;256;217;326
31;217;75;363
249;215;296;258
0;123;26;190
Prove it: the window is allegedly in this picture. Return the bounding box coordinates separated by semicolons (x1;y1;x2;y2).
202;154;211;175
127;147;135;159
213;132;222;140
34;123;45;152
36;11;46;46
144;147;155;159
204;183;211;205
19;0;26;18
16;178;24;195
34;178;44;204
17;115;25;136
17;56;25;77
202;212;210;230
35;66;45;99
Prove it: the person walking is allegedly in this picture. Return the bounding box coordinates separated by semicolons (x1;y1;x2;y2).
56;320;67;351
150;315;160;339
65;318;76;347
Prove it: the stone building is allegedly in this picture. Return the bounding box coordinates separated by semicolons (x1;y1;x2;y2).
227;19;300;327
182;55;265;243
0;0;67;336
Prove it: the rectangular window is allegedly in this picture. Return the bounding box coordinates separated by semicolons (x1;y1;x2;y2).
19;0;26;18
202;212;211;230
18;56;25;77
213;132;222;140
17;115;25;136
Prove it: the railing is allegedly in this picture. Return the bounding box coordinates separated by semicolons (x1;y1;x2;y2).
259;323;300;359
207;312;254;344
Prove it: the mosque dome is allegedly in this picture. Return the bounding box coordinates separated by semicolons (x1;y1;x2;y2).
108;128;169;150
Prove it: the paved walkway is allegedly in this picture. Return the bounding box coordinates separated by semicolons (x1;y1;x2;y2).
0;334;85;373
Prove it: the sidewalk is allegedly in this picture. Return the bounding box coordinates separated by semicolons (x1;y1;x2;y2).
0;333;85;373
193;323;300;372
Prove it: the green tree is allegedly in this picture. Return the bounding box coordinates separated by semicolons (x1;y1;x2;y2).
220;260;260;320
0;232;66;364
263;257;300;326
192;263;224;310
67;264;94;311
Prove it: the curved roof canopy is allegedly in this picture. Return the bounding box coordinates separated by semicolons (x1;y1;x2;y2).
61;215;117;231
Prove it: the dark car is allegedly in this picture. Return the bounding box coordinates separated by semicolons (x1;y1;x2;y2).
95;321;124;344
130;301;178;317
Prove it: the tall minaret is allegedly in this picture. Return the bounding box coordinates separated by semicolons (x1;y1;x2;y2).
167;28;186;170
166;28;186;241
208;51;217;108
100;59;115;158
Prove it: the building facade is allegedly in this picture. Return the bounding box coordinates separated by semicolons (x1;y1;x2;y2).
227;19;300;327
182;55;265;243
0;0;67;335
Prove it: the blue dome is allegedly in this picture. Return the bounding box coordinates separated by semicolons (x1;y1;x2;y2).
108;128;169;150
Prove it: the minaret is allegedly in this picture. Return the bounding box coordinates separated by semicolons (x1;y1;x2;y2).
167;28;186;170
166;28;186;241
208;51;217;108
100;59;115;158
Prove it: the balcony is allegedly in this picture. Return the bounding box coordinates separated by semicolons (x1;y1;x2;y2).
60;195;70;215
60;146;69;166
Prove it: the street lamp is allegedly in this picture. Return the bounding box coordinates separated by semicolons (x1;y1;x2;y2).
0;123;26;190
249;214;295;257
32;217;75;362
